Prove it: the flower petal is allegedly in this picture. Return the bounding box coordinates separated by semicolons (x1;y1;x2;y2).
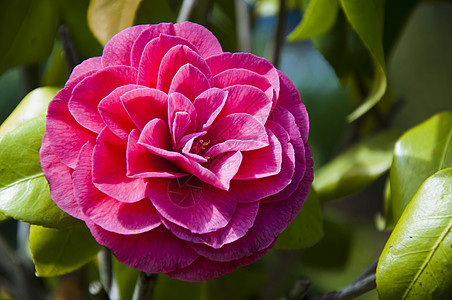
69;66;138;133
168;92;197;147
92;127;147;203
147;177;236;234
121;87;168;131
40;134;85;220
168;64;211;101
74;142;161;234
193;88;228;132
67;57;102;86
102;24;150;67
87;222;199;274
174;22;223;58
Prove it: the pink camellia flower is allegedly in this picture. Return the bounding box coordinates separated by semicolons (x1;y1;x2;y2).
40;22;313;281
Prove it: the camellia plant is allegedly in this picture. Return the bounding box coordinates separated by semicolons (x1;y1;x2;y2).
0;0;451;300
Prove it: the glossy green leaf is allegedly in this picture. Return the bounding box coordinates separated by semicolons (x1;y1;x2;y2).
88;0;144;45
30;224;102;277
0;116;80;228
0;0;59;74
387;111;452;227
274;189;323;249
339;0;387;121
377;168;452;299
0;87;58;137
288;0;339;41
314;130;400;202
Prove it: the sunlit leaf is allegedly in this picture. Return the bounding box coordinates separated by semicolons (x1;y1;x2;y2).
0;0;59;74
0;87;58;137
387;111;452;227
314;130;400;202
339;0;387;121
30;224;102;277
274;189;323;249
288;0;339;41
88;0;144;45
377;168;452;299
0;116;80;228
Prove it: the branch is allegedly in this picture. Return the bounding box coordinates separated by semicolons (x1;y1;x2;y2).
58;24;80;72
98;248;113;295
272;0;287;68
133;272;158;300
234;0;251;52
177;0;197;23
308;274;376;300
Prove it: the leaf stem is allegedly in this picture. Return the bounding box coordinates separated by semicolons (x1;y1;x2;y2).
177;0;197;23
133;272;158;300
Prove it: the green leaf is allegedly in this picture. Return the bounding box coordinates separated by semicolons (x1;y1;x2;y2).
0;116;80;228
88;0;144;45
274;189;323;249
314;130;400;202
387;111;452;227
377;168;452;299
288;0;339;41
30;224;102;277
154;275;207;300
0;87;59;137
339;0;387;121
0;0;59;74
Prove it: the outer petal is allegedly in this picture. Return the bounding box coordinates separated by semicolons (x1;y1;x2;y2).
167;248;268;282
147;177;236;234
40;134;85;220
73;142;161;234
67;57;102;86
102;24;151;67
92;127;147;203
86;222;199;274
174;22;223;58
68;66;138;133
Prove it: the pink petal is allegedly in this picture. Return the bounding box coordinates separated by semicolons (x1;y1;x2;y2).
214;69;273;108
45;82;96;169
130;23;176;68
218;85;272;124
270;104;302;141
275;70;309;142
137;34;197;87
138;118;172;151
167;248;268;282
40;134;85;220
168;64;211;101
73;142;161;234
67;57;102;86
202;151;243;190
206;52;280;102
162;202;259;249
205;113;269;158
193;88;228;132
98;84;143;141
102;24;150;67
121;87;168;131
174;22;223;58
189;200;290;262
234;127;282;180
127;129;186;178
156;45;213;93
92;127;147;203
86;222;199;274
147;177;236;234
69;66;138;133
180;131;208;163
168;92;197;147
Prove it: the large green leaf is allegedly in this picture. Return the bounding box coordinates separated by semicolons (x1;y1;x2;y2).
0;87;59;137
30;224;102;277
274;189;323;249
0;0;59;74
314;130;400;202
288;0;339;41
339;0;387;122
377;168;452;299
0;116;80;228
88;0;144;45
387;111;452;227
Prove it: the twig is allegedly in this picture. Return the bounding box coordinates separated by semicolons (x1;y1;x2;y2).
98;248;113;295
286;276;312;300
352;260;377;284
234;0;252;52
177;0;197;23
89;281;110;300
308;273;376;300
132;272;158;300
272;0;287;68
58;24;80;72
